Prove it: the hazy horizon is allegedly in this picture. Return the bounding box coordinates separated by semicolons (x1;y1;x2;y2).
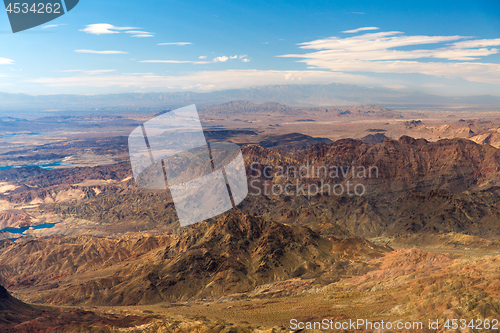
0;82;499;115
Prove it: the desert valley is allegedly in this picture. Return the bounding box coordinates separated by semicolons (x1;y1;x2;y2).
0;99;499;332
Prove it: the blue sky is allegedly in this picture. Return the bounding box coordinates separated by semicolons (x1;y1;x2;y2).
0;0;499;96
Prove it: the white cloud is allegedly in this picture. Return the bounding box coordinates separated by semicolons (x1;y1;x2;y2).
296;32;463;51
279;31;500;84
0;58;14;65
214;56;229;62
158;42;192;46
75;50;128;54
342;27;379;33
126;31;153;34
126;31;155;37
42;24;66;29
80;24;137;35
79;24;152;37
142;54;248;65
451;38;500;49
239;55;247;59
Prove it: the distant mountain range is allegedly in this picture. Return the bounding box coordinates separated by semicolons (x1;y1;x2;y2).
1;83;499;113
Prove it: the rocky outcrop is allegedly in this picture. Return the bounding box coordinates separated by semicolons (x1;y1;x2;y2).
0;211;388;306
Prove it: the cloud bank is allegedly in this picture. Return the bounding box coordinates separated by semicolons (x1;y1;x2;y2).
279;30;500;84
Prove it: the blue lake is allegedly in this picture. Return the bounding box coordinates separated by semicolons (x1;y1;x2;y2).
0;223;56;235
0;132;39;139
0;162;81;170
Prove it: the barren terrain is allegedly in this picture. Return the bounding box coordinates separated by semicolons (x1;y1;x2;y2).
1;101;500;332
